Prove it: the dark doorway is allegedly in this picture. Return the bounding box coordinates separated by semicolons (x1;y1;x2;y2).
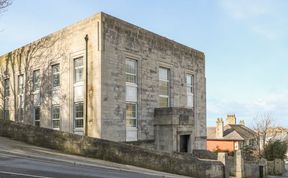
180;135;190;152
259;166;264;178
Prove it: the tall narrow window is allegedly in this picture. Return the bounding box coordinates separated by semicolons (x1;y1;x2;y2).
34;107;40;126
125;59;137;128
33;70;40;91
186;74;194;107
52;105;60;129
74;102;84;128
74;57;84;83
4;79;9;120
159;67;170;107
18;75;24;122
52;64;60;87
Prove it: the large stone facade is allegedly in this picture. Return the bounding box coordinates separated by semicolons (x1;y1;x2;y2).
0;12;206;151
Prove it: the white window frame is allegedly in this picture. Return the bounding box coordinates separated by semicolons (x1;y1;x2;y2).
159;67;170;107
51;105;60;130
74;57;84;84
74;102;84;129
125;59;138;128
186;74;194;108
52;64;60;88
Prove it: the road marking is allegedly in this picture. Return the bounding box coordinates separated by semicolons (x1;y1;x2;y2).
0;170;54;178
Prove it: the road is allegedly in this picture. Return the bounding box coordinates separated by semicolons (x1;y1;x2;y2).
0;136;190;178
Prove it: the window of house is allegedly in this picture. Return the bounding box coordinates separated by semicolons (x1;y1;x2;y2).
159;67;170;107
4;79;10;97
74;102;84;128
18;75;24;121
74;57;84;83
125;59;137;128
186;74;194;107
33;70;40;91
4;79;9;120
52;64;60;87
34;107;40;127
52;105;60;129
18;75;24;94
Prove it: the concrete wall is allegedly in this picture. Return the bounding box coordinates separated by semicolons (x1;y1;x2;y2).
100;13;207;146
0;119;223;178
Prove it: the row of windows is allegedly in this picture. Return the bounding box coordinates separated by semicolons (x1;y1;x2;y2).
3;57;85;130
125;58;195;128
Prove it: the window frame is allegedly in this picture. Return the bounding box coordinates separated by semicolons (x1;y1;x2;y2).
51;105;60;130
52;64;60;88
159;67;170;107
186;74;194;108
74;102;84;129
74;57;84;84
33;70;40;92
34;106;40;127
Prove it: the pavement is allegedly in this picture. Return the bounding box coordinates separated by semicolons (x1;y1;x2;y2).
0;136;191;178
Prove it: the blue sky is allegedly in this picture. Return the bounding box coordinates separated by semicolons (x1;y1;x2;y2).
1;0;288;127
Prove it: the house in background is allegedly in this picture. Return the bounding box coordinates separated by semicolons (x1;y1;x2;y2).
0;12;207;153
207;114;257;152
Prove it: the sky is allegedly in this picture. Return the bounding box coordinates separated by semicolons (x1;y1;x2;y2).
0;0;288;128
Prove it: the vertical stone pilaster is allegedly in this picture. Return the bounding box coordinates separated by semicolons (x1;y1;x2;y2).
218;152;229;178
235;150;244;178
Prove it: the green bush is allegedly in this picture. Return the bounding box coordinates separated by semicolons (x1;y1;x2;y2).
263;140;287;161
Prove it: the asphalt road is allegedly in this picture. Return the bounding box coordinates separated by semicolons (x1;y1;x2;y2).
0;137;190;178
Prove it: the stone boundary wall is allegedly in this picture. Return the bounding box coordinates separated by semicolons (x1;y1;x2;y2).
0;119;224;178
267;159;286;176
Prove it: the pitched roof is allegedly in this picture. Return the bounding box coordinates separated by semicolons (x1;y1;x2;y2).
207;124;257;141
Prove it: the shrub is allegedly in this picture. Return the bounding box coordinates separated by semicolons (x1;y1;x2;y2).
263;140;287;161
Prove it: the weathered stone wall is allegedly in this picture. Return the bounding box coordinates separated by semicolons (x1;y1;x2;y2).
101;13;206;147
0;119;223;178
0;14;102;138
267;159;286;176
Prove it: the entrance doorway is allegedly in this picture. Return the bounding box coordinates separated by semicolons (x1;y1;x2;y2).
180;135;190;152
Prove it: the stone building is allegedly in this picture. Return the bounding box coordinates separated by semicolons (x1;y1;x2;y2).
0;12;207;152
207;114;257;152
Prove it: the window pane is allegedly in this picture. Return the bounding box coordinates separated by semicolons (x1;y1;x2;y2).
52;120;60;129
126;59;137;83
35;107;40;121
159;81;168;95
126;60;137;75
74;57;84;83
159;67;168;81
159;97;169;108
126;119;136;127
52;106;60;119
126;85;137;102
33;70;40;91
75;103;84;118
75;68;83;83
75;119;84;128
126;103;136;118
4;79;9;96
52;64;60;87
18;75;24;94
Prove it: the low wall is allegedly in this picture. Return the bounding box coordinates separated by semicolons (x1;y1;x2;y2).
125;139;155;151
0;119;224;178
193;149;218;160
267;159;285;176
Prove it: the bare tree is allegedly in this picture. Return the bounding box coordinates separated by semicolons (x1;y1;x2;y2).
0;0;11;12
253;113;274;157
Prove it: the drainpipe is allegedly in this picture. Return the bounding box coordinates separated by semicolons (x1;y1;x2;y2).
85;34;89;136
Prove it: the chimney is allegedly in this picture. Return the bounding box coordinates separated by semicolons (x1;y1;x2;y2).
239;120;245;126
226;114;236;125
216;118;224;138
